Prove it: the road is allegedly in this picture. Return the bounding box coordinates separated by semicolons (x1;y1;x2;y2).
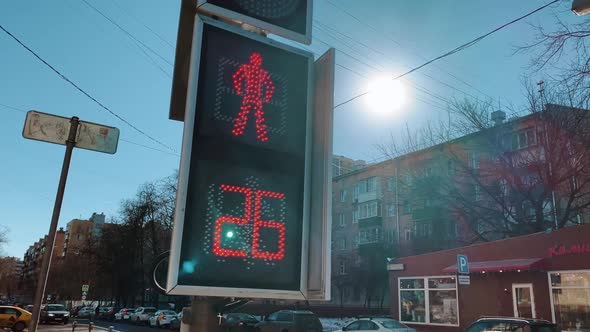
71;319;168;332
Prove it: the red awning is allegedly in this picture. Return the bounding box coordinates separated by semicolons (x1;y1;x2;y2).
442;258;545;273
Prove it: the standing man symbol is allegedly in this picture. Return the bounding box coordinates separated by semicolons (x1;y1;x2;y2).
232;52;275;142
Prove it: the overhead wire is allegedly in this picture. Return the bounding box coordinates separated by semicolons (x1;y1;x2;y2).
0;24;177;153
324;0;496;101
332;0;560;110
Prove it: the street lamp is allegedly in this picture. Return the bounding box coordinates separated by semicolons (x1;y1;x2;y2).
572;0;590;15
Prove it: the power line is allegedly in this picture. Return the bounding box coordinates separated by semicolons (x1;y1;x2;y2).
80;0;173;66
109;0;175;49
333;0;560;110
324;0;496;101
0;24;177;153
0;103;27;114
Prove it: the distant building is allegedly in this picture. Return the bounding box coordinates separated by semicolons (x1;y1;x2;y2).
64;212;107;256
22;228;66;289
332;155;367;177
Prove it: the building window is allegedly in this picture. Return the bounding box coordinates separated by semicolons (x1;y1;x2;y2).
447;160;455;176
414;223;433;238
77;234;83;241
338;213;346;227
399;276;458;326
549;271;590;331
359;228;380;244
387;203;397;217
474;184;482;202
468;151;480;169
511;128;537;150
339;261;346;275
333;238;346;251
340;190;347;202
353;234;359;248
404;174;413;187
355;201;381;220
387;177;395;192
352;210;358;224
403;200;412;215
354;177;378;198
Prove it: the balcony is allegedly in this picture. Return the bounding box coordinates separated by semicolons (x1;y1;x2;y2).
358;216;382;228
412;206;443;222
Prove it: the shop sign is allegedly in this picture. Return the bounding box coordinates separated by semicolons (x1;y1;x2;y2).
548;243;590;257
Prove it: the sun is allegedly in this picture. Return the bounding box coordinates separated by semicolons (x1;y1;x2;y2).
366;76;406;113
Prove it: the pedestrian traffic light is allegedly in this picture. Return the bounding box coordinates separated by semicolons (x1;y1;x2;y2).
196;0;312;44
166;16;315;299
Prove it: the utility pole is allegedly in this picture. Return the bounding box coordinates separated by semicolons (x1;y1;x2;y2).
30;117;79;332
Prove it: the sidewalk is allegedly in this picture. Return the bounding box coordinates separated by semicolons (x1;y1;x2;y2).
35;323;111;332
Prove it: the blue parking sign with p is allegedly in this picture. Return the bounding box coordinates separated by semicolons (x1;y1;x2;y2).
458;254;469;274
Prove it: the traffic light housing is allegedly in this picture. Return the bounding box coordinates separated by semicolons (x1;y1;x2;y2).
167;16;314;299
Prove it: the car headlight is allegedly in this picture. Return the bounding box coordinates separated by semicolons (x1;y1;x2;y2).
48;314;54;317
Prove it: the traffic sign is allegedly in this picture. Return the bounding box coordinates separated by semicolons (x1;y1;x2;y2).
82;284;89;292
82;291;88;296
457;254;469;274
196;0;312;45
458;275;471;285
81;295;87;301
23;111;119;154
166;16;325;300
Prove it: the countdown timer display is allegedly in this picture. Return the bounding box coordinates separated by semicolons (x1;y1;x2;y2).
170;17;313;296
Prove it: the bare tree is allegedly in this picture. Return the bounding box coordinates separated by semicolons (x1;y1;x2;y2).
377;84;590;250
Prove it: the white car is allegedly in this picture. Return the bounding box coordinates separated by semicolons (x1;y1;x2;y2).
114;308;135;320
335;318;416;332
148;310;178;328
76;307;95;318
130;307;157;325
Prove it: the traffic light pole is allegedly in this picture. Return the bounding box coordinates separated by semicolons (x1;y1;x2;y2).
30;117;79;332
188;297;221;332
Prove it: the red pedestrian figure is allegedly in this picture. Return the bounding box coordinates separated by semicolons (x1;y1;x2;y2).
232;52;275;142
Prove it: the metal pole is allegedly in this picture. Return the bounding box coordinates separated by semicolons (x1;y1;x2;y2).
188;297;222;332
30;117;79;332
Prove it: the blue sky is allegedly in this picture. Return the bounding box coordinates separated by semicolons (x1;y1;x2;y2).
0;0;573;258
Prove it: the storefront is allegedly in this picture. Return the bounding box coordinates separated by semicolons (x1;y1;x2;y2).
388;224;590;332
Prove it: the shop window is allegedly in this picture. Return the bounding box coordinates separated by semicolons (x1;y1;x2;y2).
549;271;590;332
399;276;458;326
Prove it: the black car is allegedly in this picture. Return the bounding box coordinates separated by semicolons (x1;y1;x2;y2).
99;307;119;321
40;304;70;324
222;313;259;332
254;310;322;332
465;317;560;332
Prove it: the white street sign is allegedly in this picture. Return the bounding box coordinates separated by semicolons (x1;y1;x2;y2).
82;284;89;292
23;111;119;154
458;275;471;285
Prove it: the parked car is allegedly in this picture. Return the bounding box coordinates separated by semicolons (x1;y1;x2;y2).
335;317;415;332
254;310;322;332
130;307;157;325
76;307;95;318
99;307;119;321
149;310;178;328
169;310;184;330
40;304;70;325
114;308;135;321
465;317;559;332
0;305;32;332
221;313;259;332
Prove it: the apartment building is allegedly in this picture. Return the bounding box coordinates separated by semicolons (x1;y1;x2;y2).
330;105;590;308
22;228;66;288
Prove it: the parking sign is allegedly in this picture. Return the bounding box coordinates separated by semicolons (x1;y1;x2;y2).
457;254;469;274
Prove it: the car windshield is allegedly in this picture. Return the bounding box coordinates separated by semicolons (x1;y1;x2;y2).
144;309;157;314
47;305;65;311
379;319;408;329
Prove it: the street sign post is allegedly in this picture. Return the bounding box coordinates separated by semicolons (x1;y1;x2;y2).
23;111;119;154
166;16;317;300
458;254;469;274
23;112;118;332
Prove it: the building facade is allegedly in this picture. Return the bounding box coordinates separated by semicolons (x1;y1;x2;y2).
388;224;590;332
330;106;590;308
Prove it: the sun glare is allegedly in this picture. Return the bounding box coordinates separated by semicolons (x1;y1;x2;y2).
366;76;406;113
